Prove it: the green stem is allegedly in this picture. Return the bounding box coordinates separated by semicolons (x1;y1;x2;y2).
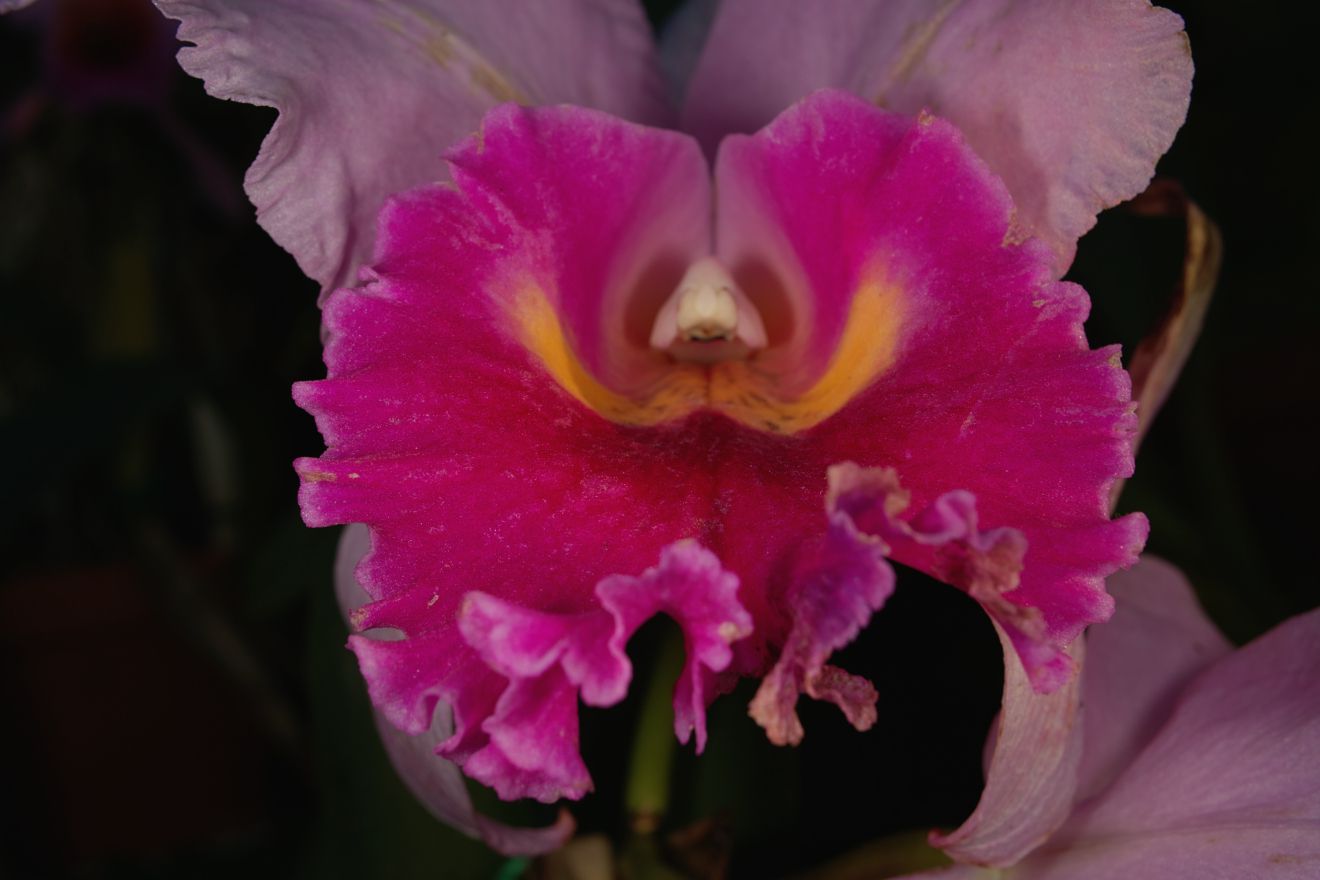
624;626;686;832
492;857;529;880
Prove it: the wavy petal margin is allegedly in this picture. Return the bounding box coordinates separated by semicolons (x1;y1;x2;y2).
300;91;1154;803
296;104;721;801
748;460;1085;749
334;525;573;855
456;541;751;801
714;91;1146;690
154;0;670;292
685;0;1192;273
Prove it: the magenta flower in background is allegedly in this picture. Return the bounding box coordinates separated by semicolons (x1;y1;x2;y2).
151;0;1192;857
902;557;1320;879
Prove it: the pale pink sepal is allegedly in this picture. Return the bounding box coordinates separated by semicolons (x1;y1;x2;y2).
334;525;573;856
685;0;1192;273
929;624;1084;867
1074;555;1232;801
916;559;1320;878
154;0;670;293
1046;608;1320;878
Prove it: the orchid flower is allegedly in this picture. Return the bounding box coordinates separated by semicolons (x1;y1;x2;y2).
902;557;1320;879
151;0;1192;855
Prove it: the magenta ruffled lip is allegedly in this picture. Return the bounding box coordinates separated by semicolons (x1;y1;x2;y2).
292;90;1146;807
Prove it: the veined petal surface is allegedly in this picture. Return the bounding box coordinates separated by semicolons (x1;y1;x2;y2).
1039;610;1320;878
1075;555;1232;801
154;0;670;291
685;0;1192;272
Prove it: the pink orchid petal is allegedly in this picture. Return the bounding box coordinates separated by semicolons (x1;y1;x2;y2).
1046;606;1320;872
1018;827;1320;880
455;541;752;800
925;581;1320;879
656;0;717;101
685;0;1192;272
827;463;1072;689
714;91;1145;688
0;0;38;11
898;868;987;880
748;459;1081;750
464;664;597;802
921;558;1237;872
334;525;573;855
748;480;895;746
595;540;754;751
297;104;722;801
1075;556;1232;802
300;92;1153;788
154;0;671;292
929;625;1084;867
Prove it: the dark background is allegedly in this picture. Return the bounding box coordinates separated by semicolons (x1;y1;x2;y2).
1;2;1315;877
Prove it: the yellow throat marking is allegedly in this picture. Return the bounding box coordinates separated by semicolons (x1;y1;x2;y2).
511;279;903;433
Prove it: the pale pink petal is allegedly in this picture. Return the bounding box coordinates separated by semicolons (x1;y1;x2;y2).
372;708;575;856
657;0;717;101
929;625;1084;867
714;91;1145;690
0;0;38;11
334;525;573;855
154;0;670;292
898;868;989;880
920;558;1235;871
686;0;1192;272
1023;827;1320;879
1044;607;1320;873
1075;556;1232;801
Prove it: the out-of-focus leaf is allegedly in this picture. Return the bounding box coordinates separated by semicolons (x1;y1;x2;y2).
789;830;951;880
1126;180;1223;455
536;835;614;880
244;511;338;617
0;360;183;533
